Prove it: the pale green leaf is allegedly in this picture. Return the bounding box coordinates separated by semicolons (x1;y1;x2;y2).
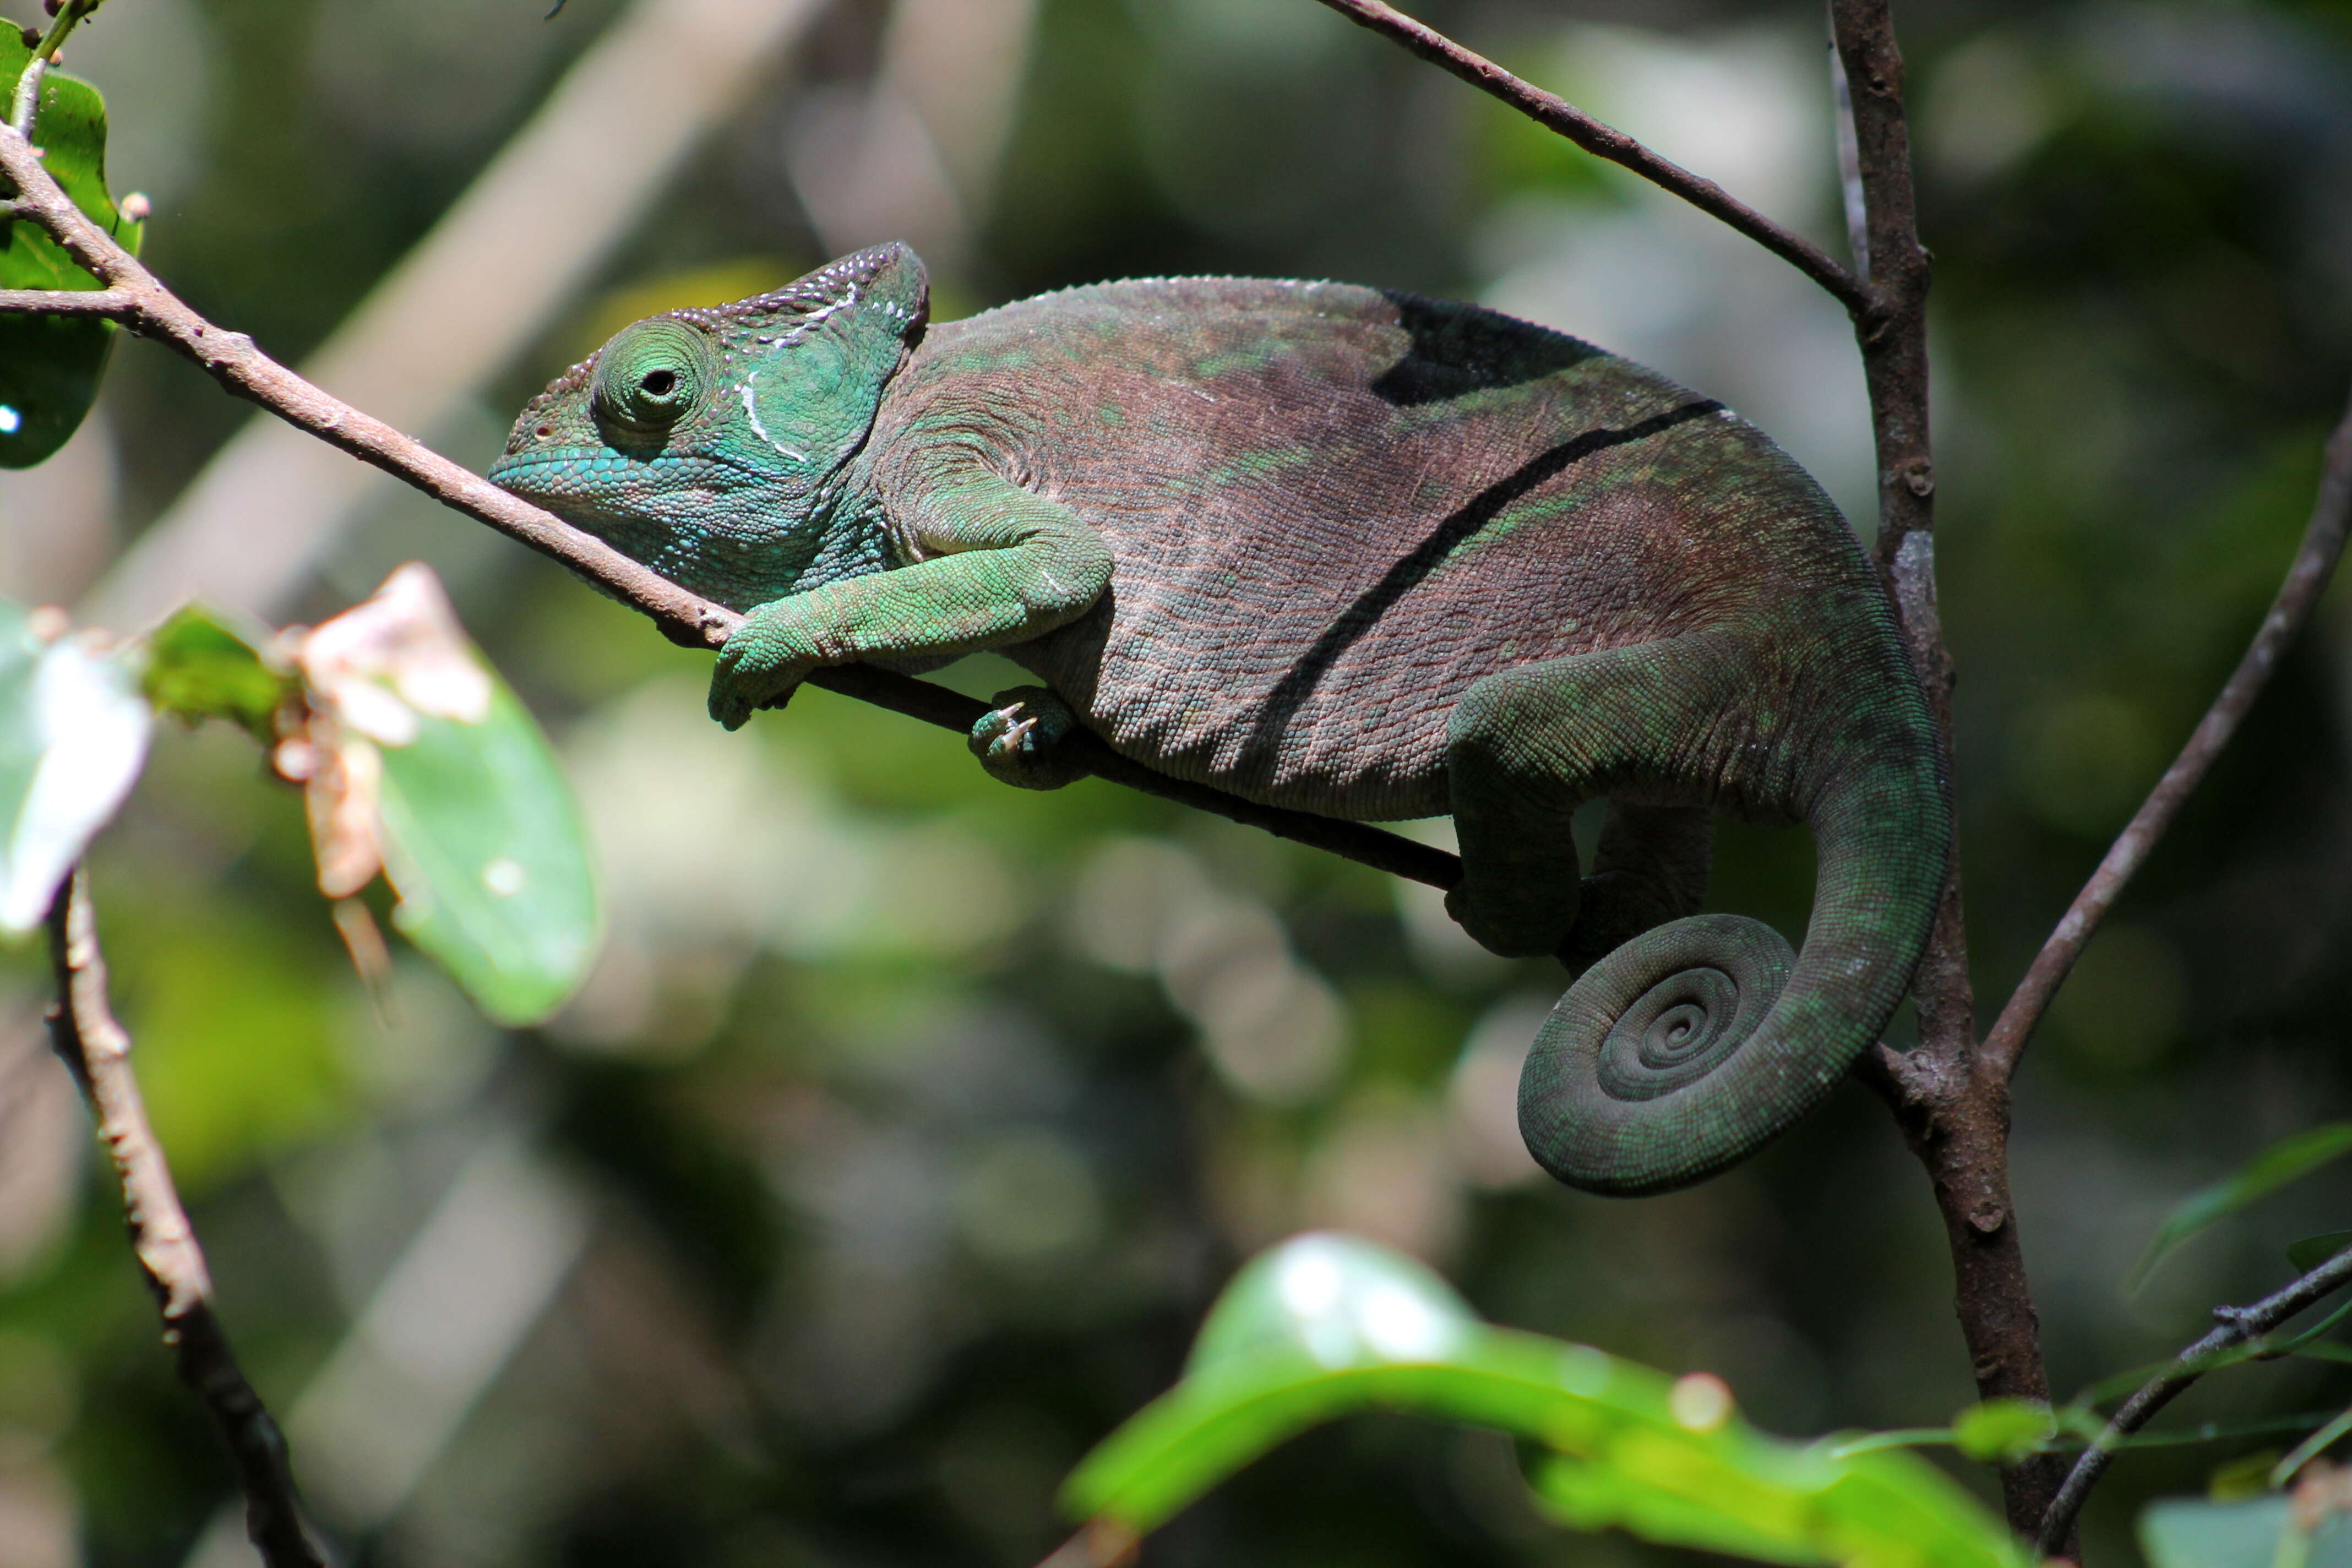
1952;1398;2057;1463
0;601;149;932
2139;1495;2352;1568
376;671;599;1026
2132;1124;2352;1291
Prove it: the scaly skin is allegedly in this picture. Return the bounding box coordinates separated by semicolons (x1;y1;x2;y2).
489;243;1950;1196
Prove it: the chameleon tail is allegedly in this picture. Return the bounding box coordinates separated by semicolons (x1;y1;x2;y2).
1515;749;1948;1196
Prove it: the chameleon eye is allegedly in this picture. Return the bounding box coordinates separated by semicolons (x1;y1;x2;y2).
591;319;713;439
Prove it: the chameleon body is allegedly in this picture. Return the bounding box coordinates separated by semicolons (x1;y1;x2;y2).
489;244;1949;1195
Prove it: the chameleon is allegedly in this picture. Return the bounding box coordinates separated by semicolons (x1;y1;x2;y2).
488;243;1949;1196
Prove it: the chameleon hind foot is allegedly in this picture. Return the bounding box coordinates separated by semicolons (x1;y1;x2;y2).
1445;848;1583;957
970;686;1086;790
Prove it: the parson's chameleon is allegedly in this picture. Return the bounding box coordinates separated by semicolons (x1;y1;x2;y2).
489;243;1948;1196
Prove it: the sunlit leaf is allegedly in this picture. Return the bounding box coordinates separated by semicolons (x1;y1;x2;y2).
376;674;599;1026
1951;1399;2056;1463
140;605;291;742
0;600;149;932
2139;1494;2352;1568
2290;1233;2352;1275
0;23;145;469
1063;1233;2029;1567
293;566;599;1025
2132;1124;2352;1291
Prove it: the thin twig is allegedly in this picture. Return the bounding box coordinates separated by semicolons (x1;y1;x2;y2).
0;285;134;316
0;119;1460;892
43;869;325;1568
1983;389;2352;1080
2037;1245;2352;1556
1309;0;1870;314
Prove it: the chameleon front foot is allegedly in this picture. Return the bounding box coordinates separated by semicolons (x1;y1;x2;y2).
970;686;1086;790
709;602;825;730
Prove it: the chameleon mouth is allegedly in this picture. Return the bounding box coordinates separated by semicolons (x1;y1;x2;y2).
483;445;631;501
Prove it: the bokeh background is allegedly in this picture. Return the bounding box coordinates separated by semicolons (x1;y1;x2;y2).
1;0;2350;1562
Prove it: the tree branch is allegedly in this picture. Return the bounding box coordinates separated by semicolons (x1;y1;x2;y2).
0;119;1461;892
2036;1245;2352;1556
1983;390;2352;1080
1309;0;1870;314
0;285;134;316
43;869;325;1568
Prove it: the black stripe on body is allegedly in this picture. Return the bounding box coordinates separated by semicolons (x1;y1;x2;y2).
1242;398;1726;764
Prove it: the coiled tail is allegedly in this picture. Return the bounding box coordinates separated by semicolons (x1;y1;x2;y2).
1517;753;1948;1196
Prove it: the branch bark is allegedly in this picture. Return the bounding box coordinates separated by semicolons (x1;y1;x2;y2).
0;285;134;316
2037;1245;2352;1556
1822;0;2075;1537
0;118;1461;893
43;869;325;1568
1982;391;2352;1080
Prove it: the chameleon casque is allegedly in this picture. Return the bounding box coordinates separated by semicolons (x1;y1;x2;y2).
489;242;1950;1196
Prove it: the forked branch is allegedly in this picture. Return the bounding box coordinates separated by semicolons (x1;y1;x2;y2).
2037;1245;2352;1555
44;869;325;1568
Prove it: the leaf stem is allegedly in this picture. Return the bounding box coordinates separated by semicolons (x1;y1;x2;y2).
8;0;104;137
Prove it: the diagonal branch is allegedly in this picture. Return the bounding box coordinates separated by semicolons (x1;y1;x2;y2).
0;121;1460;893
2036;1244;2352;1556
1983;389;2352;1080
45;869;326;1568
1310;0;1870;313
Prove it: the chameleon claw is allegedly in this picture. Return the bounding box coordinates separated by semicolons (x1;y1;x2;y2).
970;685;1084;790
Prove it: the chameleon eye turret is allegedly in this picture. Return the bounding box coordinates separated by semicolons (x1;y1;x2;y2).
592;318;714;439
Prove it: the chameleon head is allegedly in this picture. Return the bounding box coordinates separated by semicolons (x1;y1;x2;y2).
488;243;930;608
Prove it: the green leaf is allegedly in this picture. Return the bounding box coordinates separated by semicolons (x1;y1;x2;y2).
0;600;150;931
139;605;291;742
2132;1124;2352;1291
2208;1450;2285;1501
375;668;599;1027
2138;1495;2352;1568
0;21;145;469
2273;1406;2352;1491
1062;1233;2028;1568
1951;1398;2057;1464
2289;1233;2352;1275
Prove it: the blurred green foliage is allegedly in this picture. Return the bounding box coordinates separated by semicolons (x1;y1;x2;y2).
0;0;2347;1565
1070;1233;2027;1565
